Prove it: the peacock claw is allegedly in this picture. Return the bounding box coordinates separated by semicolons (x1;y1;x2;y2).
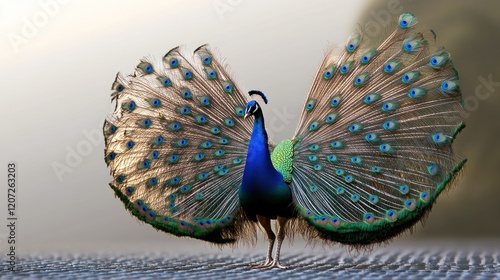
250;258;273;268
265;260;288;269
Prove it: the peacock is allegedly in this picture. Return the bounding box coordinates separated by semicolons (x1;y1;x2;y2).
103;13;466;269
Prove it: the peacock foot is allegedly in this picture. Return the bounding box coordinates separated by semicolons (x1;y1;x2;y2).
265;260;288;269
250;258;273;268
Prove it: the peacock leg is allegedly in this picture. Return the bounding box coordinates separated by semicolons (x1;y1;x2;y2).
267;216;289;269
250;215;275;268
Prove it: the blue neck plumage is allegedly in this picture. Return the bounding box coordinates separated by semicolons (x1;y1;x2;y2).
244;108;276;177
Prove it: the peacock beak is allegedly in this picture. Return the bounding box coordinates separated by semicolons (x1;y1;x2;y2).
244;113;250;119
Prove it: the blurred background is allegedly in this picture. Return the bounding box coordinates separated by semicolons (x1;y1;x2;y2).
0;0;498;255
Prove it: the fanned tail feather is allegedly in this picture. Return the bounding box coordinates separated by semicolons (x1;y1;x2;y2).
104;45;257;244
289;13;466;245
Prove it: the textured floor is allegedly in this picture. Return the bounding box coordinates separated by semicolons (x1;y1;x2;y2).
1;247;499;279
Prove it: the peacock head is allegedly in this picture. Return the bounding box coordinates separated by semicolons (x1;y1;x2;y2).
245;90;268;119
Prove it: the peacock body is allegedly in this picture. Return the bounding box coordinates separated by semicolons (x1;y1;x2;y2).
104;13;466;268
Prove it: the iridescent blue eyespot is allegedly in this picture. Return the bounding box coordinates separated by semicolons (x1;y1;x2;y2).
427;164;438;175
363;93;380;105
195;115;207;124
335;169;344;176
309;144;320;152
180;184;190;193
126;140;135;149
405;199;416;211
383;61;401;74
197;172;208;181
360;48;377;64
147;177;158;187
108;125;117;134
379;143;394;153
386;209;397;222
193;153;205;161
323;66;335;80
313;164;323;171
420;191;430;203
199;141;212;149
371;166;381;173
107;152;116;161
167;154;179;164
365;132;380;143
431;133;448;144
336;187;345;194
153;136;164;145
345;175;354;183
149;98;161;107
399;185;409;194
382;120;398;130
224;118;235;127
369;195;379;204
354;72;369;86
340;61;353;74
116;84;124;92
408;87;427;98
177;106;191;115
309;121;320;131
325;113;338;124
168;122;181;131
180;88;192;99
223;81;233;93
381;101;398;112
116;174;125;183
175;138;188;147
205;67;217;79
308;155;318;162
202;55;211;65
138;119;152;128
219;138;229;145
398;13;417;29
158;76;172;87
195;193;204;201
440;80;459;93
331;140;344;149
429;52;449;69
138;62;153;74
213;164;224;173
140;159;151;169
126;186;134;195
210;127;221;134
306;99;316;111
363;213;374;224
401;71;421;84
198;96;210;106
169;57;179;68
348;123;363;133
214;149;225;157
182;69;193;80
168;176;180;187
351;156;362;166
327;154;338;163
235;106;245;117
218;168;229;176
151;151;159;159
330;96;342;107
125;101;136;111
350;193;359;202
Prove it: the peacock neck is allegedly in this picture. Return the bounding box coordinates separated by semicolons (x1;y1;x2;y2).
245;109;276;175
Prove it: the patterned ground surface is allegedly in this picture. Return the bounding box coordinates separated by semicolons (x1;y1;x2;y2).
1;245;499;279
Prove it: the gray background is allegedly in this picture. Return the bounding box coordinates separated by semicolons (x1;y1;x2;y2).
0;0;499;259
